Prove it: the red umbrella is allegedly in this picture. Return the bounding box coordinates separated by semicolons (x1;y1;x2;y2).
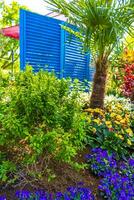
0;25;19;40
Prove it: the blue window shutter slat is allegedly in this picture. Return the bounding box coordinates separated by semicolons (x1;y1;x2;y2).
20;9;26;70
60;23;65;79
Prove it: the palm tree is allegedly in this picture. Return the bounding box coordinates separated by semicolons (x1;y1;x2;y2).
44;0;134;109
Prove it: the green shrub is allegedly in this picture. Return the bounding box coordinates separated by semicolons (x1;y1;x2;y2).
0;68;86;172
0;160;16;183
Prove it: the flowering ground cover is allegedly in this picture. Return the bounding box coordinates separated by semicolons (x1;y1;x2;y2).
86;148;134;200
0;185;95;200
86;148;117;177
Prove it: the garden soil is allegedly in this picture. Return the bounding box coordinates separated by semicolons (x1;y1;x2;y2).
0;148;103;200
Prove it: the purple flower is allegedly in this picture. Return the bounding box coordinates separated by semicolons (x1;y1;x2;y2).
35;190;50;199
120;162;126;170
55;192;64;199
110;160;117;168
86;148;117;176
99;171;134;200
13;186;95;199
0;196;6;200
101;150;108;158
15;190;31;199
77;182;84;185
119;192;127;200
63;194;71;200
96;156;101;162
91;148;102;153
85;154;92;160
128;158;134;166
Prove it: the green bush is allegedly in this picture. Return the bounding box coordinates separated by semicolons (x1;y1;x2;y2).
0;68;86;171
0;160;16;183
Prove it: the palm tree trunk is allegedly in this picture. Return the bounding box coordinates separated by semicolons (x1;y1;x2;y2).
90;59;107;109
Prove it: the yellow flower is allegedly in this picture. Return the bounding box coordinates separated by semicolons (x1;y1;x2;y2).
116;115;123;121
115;120;120;125
94;108;103;113
110;113;116;118
116;103;123;109
124;118;129;124
120;119;126;124
127;139;132;146
125;114;130;118
84;108;93;113
93;119;100;124
118;135;124;140
105;121;112;128
126;128;133;136
108;125;112;129
106;121;111;125
89;108;105;117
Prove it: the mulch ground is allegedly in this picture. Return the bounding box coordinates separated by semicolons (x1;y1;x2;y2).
0;148;103;200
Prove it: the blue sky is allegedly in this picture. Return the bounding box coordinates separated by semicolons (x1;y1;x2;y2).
4;0;49;14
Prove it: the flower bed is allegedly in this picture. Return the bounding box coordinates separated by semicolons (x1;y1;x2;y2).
0;185;94;200
0;70;134;200
84;98;134;158
86;148;134;200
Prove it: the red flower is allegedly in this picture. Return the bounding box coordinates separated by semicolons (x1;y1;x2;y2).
122;64;134;98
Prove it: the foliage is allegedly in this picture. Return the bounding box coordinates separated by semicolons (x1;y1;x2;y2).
44;0;134;109
84;97;134;157
0;69;87;185
107;36;134;97
86;148;117;176
44;0;134;60
107;62;134;98
123;31;134;62
0;1;27;71
106;45;125;96
122;63;134;99
0;160;16;184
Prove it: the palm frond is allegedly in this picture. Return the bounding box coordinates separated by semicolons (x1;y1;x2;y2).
44;0;134;60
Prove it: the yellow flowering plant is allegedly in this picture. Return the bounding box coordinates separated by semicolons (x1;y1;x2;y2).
84;101;134;158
